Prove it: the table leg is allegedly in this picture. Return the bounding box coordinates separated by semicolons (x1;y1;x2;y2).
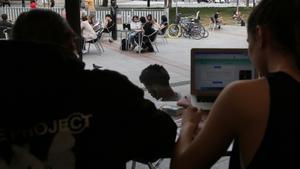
138;33;141;54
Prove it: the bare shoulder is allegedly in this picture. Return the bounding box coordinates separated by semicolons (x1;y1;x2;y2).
221;78;268;109
210;78;269;128
224;78;268;99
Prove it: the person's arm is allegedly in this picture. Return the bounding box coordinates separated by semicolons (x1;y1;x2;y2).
171;81;251;169
160;23;166;30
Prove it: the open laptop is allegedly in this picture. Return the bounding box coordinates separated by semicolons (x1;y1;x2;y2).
191;48;255;110
123;23;131;30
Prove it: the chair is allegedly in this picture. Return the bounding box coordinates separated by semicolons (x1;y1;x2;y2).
157;26;168;45
0;26;7;40
3;27;12;40
86;30;104;54
142;30;159;53
102;22;115;41
131;159;164;169
92;21;102;32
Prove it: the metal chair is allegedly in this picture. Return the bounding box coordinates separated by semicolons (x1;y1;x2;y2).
3;27;12;40
131;158;164;169
102;22;115;42
157;26;168;45
142;30;159;53
0;26;8;40
86;30;104;54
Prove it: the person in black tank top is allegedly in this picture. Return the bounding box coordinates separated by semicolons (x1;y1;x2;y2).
230;72;300;169
171;0;300;169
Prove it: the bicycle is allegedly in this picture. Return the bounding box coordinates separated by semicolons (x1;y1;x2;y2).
167;13;209;40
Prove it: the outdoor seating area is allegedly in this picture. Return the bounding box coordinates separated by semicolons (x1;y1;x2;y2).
5;1;294;169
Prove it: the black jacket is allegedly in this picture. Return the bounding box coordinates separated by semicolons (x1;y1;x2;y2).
0;40;177;169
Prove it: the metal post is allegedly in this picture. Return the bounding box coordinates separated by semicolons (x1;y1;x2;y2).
111;0;117;40
236;0;239;14
147;0;150;7
65;0;83;60
176;0;178;16
22;0;25;7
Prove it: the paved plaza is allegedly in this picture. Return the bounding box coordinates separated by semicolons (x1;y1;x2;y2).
1;1;252;168
83;25;248;101
83;25;247;169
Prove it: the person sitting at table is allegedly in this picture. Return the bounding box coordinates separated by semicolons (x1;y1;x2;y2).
88;13;101;32
81;15;97;42
158;15;168;35
147;14;160;30
140;64;181;101
133;16;146;51
0;14;13;28
0;14;13;39
102;14;114;42
81;15;97;53
128;15;141;50
140;21;156;53
171;0;300;169
134;16;157;53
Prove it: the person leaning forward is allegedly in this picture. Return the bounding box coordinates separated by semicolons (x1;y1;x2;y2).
0;9;177;169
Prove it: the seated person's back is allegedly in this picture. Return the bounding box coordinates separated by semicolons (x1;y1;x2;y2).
159;15;168;35
143;22;156;40
0;9;177;169
81;15;97;41
0;14;13;39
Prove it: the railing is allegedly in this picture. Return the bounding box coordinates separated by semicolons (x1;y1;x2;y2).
1;7;65;22
116;8;169;24
1;7;169;24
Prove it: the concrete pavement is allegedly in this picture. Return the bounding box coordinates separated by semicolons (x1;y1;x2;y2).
83;25;247;102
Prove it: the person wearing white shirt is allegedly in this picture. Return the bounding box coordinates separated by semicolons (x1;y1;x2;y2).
130;16;141;30
129;15;141;50
81;15;97;42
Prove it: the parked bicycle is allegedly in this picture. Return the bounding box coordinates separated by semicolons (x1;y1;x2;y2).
167;13;209;40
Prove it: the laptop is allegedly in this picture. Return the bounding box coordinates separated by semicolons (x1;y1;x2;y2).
191;48;255;110
123;23;131;30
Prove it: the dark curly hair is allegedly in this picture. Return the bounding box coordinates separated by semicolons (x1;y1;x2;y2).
139;64;170;86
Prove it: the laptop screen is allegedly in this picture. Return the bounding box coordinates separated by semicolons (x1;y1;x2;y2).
191;48;255;101
123;23;131;30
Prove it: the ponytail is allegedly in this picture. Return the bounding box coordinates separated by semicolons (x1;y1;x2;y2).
248;0;300;69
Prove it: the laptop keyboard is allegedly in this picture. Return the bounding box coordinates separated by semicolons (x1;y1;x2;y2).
199;102;214;110
197;96;216;102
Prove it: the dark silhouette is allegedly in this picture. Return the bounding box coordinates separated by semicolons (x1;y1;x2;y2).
0;9;177;169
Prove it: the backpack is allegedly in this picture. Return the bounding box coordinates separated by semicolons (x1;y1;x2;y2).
121;38;130;51
241;20;246;26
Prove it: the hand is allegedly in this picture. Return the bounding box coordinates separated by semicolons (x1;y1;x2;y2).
182;108;209;137
177;96;191;108
181;107;202;126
